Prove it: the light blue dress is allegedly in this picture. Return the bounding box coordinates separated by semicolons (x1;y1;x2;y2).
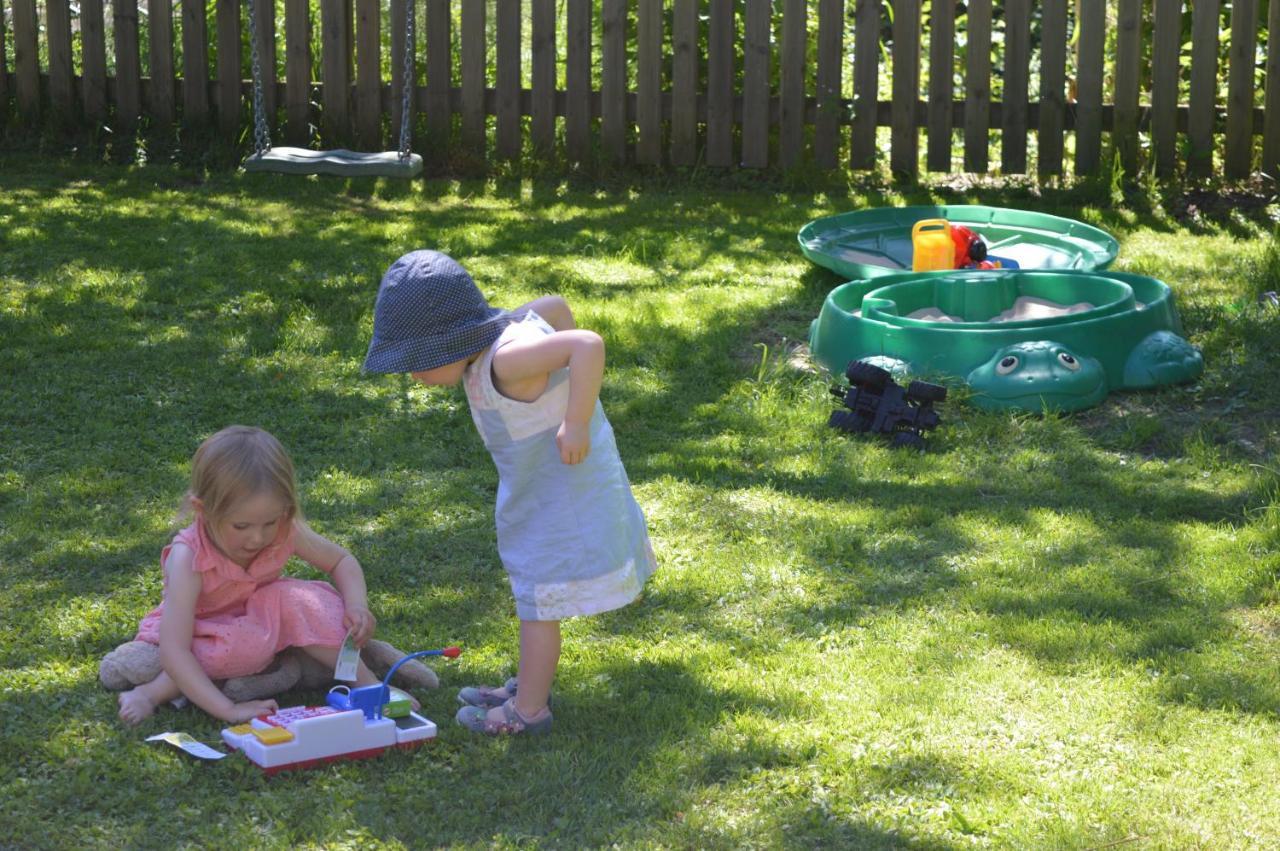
462;313;657;621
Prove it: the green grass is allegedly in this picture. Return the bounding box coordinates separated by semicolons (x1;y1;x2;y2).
1;153;1278;849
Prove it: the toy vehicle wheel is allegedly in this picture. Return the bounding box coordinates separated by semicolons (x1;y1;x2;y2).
829;410;873;433
891;431;926;451
905;380;947;403
846;360;891;389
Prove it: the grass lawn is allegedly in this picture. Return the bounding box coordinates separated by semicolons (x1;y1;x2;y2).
1;152;1278;849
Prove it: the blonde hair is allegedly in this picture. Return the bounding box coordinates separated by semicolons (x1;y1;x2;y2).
181;426;301;529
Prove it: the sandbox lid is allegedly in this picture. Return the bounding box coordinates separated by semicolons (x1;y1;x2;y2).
798;205;1119;280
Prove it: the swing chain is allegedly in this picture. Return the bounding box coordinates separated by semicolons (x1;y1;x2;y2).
246;0;271;156
397;0;415;162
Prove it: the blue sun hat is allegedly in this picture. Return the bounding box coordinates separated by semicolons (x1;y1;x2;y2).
363;250;512;374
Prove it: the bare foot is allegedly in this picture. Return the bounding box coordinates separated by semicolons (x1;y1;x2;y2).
118;687;158;726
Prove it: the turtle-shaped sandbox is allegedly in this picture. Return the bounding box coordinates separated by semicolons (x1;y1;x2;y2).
808;269;1203;412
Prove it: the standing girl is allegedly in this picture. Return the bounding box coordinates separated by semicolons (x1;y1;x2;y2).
363;250;657;735
118;425;385;725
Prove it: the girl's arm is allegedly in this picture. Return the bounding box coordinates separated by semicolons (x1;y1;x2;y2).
158;544;279;722
292;523;376;646
513;295;575;331
492;328;605;465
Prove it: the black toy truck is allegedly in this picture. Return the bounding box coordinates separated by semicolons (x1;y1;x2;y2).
829;360;946;450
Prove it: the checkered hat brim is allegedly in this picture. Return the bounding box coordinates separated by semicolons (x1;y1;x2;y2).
363;250;513;374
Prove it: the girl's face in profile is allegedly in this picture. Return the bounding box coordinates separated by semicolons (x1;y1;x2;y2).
204;491;290;567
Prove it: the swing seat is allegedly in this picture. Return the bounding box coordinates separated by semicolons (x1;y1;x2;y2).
244;147;423;179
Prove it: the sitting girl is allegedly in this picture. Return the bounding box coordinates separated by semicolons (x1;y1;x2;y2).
118;425;386;725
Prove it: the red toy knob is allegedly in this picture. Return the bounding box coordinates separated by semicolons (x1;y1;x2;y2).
442;646;461;658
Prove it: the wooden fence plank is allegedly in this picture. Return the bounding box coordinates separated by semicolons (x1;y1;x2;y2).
1224;0;1257;177
1263;0;1280;174
1113;0;1142;174
356;0;381;149
82;0;109;123
216;0;242;139
496;0;521;159
531;0;556;153
890;0;921;177
47;0;75;120
0;4;7;119
1186;0;1219;177
12;0;36;117
706;0;734;167
1074;0;1104;176
566;0;591;161
670;0;697;166
964;0;991;173
390;0;409;154
741;0;771;168
182;0;211;126
461;0;485;151
321;0;353;144
149;0;176;127
1001;0;1029;174
285;0;311;145
636;0;663;165
780;0;806;169
815;0;843;169
926;0;954;172
602;0;628;163
851;0;880;169
426;0;451;149
1037;0;1067;176
1150;0;1181;176
112;0;142;131
254;0;277;130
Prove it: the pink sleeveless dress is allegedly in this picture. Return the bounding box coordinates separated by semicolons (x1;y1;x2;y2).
135;521;347;679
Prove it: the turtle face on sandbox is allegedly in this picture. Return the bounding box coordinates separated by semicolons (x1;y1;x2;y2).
967;340;1107;412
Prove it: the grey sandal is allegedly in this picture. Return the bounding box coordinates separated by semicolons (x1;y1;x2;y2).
457;677;518;708
456;697;552;736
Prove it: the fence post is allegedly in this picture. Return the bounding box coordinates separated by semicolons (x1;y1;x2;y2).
566;0;592;162
669;0;697;167
851;0;880;170
636;0;663;165
815;0;844;170
150;0;176;129
496;0;522;160
779;0;806;169
890;0;921;178
47;0;76;123
1113;0;1142;175
741;0;770;169
216;0;242;141
426;0;453;154
0;4;7;121
926;0;954;172
1186;0;1219;178
1150;0;1182;177
285;0;312;145
1224;0;1258;178
13;0;39;118
461;0;487;155
356;0;382;150
1074;0;1105;177
81;0;109;124
1264;0;1280;175
183;0;212;127
706;0;734;167
321;0;354;146
1037;0;1067;177
112;0;142;134
964;0;991;174
1001;0;1029;175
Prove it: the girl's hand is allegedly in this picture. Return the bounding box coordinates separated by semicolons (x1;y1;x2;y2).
557;420;591;465
225;698;279;723
343;605;376;647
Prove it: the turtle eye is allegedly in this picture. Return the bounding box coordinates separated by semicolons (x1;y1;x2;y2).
996;355;1019;375
1058;352;1081;371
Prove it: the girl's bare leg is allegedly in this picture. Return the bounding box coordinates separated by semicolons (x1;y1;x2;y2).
493;619;559;722
118;670;182;726
297;645;418;708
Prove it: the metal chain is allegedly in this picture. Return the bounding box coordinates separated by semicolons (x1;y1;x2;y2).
246;0;271;155
397;0;415;161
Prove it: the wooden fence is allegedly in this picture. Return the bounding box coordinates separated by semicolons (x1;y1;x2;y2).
1;0;1278;179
